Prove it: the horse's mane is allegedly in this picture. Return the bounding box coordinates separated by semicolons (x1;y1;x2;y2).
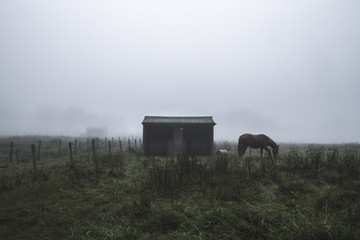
265;135;277;148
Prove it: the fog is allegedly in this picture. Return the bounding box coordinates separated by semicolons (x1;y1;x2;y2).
1;0;359;143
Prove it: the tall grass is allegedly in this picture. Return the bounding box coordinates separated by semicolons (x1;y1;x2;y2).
0;137;359;239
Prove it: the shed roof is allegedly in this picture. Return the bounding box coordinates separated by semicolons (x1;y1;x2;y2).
142;116;216;125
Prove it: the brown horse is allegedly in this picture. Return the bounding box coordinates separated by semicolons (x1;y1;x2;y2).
238;133;279;159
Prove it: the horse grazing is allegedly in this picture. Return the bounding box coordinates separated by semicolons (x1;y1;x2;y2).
238;133;279;159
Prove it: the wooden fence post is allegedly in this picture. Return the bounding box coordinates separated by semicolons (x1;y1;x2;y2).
31;144;37;180
37;140;41;161
74;139;77;153
69;142;74;167
135;139;138;152
9;141;14;163
108;141;111;155
128;139;131;150
92;139;99;173
119;140;123;155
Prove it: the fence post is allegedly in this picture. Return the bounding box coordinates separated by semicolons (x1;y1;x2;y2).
74;139;77;153
92;139;99;173
31;144;37;180
108;141;112;155
134;139;138;152
69;142;74;167
128;139;131;150
9;141;14;163
119;140;123;156
37;140;41;161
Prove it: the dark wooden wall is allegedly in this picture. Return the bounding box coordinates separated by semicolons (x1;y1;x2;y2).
143;124;214;156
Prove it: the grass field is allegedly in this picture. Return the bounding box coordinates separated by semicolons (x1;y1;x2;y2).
0;136;359;239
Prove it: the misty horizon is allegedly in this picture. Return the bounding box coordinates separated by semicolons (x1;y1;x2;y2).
1;106;359;144
1;1;360;143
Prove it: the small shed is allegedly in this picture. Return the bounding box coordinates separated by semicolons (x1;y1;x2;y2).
142;116;216;156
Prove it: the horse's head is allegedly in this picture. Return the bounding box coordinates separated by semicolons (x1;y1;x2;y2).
272;145;279;158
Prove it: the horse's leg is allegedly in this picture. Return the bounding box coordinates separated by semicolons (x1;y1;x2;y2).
246;149;251;175
242;146;247;158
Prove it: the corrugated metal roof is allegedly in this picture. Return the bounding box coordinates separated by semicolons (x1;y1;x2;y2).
142;116;216;125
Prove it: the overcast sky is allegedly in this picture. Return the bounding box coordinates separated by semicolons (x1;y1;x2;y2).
1;0;359;143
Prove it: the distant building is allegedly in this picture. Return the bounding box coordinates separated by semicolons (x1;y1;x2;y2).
142;116;216;156
85;127;108;138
